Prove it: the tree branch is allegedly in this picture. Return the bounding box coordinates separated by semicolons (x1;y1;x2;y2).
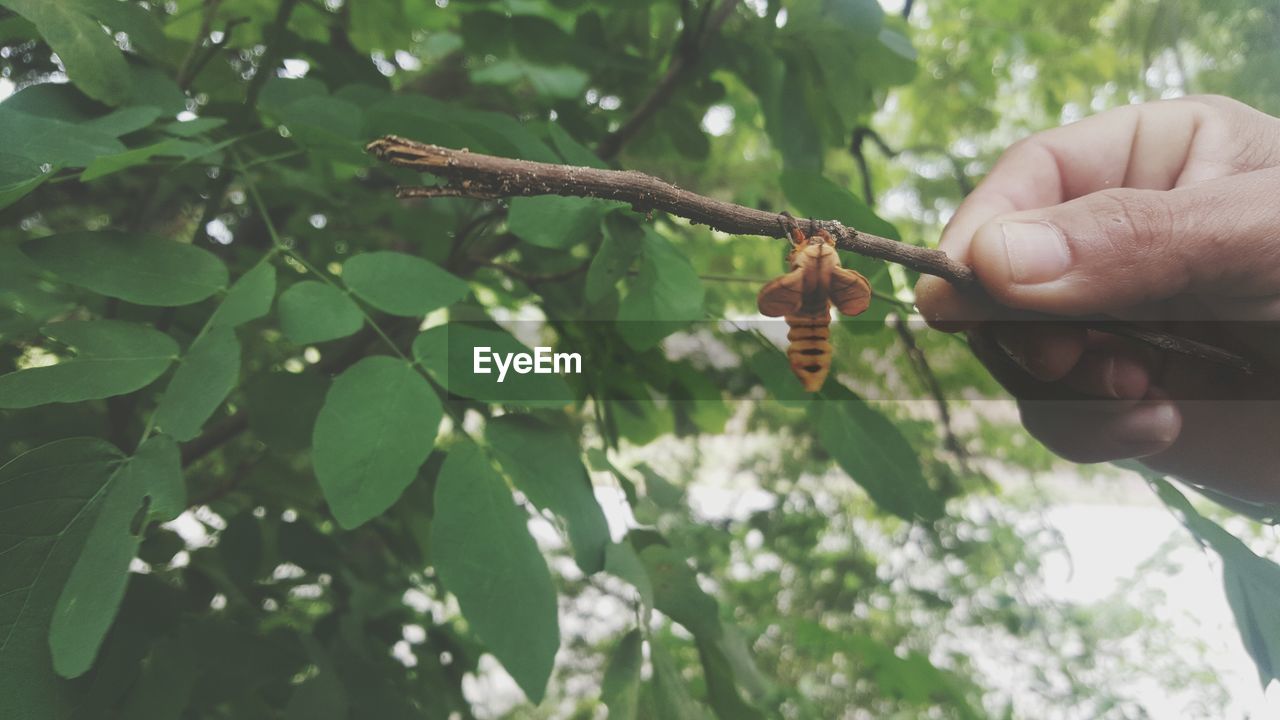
595;0;740;160
365;135;1261;374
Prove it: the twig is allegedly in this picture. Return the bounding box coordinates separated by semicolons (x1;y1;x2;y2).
595;0;740;160
365;135;1261;374
851;126;973;200
244;0;301;107
891;314;967;462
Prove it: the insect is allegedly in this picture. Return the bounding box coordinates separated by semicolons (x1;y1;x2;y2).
757;222;873;392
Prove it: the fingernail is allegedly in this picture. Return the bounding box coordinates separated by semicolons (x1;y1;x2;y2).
1114;402;1179;448
1001;221;1071;284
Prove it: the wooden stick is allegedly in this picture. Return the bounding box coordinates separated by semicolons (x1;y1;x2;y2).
365;135;1260;374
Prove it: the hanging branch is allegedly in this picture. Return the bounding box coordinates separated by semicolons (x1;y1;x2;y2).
596;0;741;160
365;135;1261;374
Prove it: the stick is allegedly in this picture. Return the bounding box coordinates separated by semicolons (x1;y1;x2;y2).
365;135;1261;374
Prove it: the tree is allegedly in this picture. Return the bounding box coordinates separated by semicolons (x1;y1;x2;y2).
1;0;1278;718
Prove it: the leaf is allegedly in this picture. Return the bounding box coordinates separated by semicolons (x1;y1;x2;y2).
0;106;124;167
648;640;709;720
80;138;212;182
134;434;185;523
604;542;654;612
342;251;469;316
0;0;132;104
600;629;642;720
508;195;607;249
636;543;719;639
587;213;644;303
0;165;55;211
547;121;605;168
471;59;589;99
312;357;441;529
431;441;560;704
617;229;705;350
278;281;365;345
82;105;163;137
486;415;611;573
817;391;945;522
779;169;900;241
0;438;122;716
50;433;183;677
245;370;329;453
152;327;240;441
21;231;229;306
1152;479;1280;685
210;262;277;328
0;320;178;409
412;323;575;407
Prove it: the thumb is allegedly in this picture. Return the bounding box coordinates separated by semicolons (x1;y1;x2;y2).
967;170;1278;317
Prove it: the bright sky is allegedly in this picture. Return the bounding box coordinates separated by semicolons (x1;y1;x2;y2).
1045;501;1280;718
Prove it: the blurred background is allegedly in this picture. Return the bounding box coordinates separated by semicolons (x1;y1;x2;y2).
3;0;1280;718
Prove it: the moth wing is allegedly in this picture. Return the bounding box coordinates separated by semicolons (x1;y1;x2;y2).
829;266;872;316
757;268;805;317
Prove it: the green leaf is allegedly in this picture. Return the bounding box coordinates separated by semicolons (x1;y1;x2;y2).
162;117;227;138
0;320;177;409
21;231;229;306
50;433;182;677
0;0;132;104
604;541;654;612
342;251;469;316
278;281;365;345
508;196;607;249
0;106;124;167
471;59;589;99
547;121;606;168
62;0;167;58
486;415;611;573
152;326;240;441
135;433;185;523
617;229;706;350
600;629;642;720
431;442;560;704
245;370;328;453
278;95;369;165
0;438;122;715
210;262;277;328
1152;479;1280;685
779;169;900;241
0;164;55;211
82;105;164;137
648;640;709;720
412;323;575;407
587;213;644;303
312;357;441;529
816;391;945;522
635;543;718;638
80;138;212;182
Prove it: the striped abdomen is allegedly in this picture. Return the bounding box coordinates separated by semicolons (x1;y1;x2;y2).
784;304;833;392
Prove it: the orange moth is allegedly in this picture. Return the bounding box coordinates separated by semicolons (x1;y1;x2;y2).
757;225;873;392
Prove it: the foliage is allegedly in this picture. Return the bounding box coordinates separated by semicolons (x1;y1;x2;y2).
1;0;1278;718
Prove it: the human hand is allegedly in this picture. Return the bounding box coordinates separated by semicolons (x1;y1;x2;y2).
914;95;1280;501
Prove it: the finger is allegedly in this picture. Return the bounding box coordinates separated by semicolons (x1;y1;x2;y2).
968;167;1280;317
916;98;1222;328
1018;391;1181;463
1059;342;1151;400
990;321;1087;382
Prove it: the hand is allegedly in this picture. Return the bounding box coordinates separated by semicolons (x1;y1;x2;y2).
914;95;1280;501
